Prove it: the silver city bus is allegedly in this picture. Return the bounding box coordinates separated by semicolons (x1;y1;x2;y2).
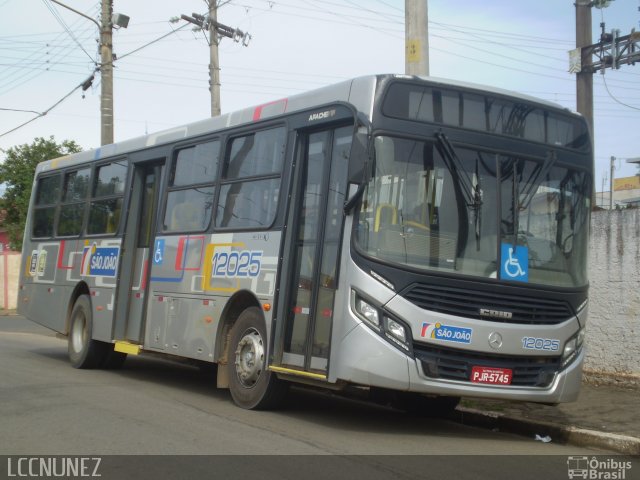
18;74;592;411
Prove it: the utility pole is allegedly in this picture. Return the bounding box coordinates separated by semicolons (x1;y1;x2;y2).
405;0;429;76
570;0;640;208
179;2;251;117
208;1;221;117
610;156;615;209
49;0;128;146
573;2;640;125
575;1;594;136
100;0;114;145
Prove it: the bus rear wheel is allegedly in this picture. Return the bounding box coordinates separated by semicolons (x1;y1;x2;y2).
68;295;108;369
227;307;288;410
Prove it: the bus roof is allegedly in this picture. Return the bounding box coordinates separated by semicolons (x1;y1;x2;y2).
35;74;576;175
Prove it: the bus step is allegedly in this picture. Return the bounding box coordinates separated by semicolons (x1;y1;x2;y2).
114;341;141;355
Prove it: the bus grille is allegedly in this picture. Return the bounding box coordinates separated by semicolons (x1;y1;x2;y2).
414;344;560;388
401;283;573;325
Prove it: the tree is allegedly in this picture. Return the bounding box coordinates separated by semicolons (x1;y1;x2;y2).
0;136;81;250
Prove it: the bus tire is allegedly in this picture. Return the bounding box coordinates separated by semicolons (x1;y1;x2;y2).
68;295;108;369
227;307;288;410
101;348;127;369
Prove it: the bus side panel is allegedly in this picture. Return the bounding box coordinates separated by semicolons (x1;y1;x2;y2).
20;237;120;340
90;286;117;342
19;241;75;333
143;232;281;362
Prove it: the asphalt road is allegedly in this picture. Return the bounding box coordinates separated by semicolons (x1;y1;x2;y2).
0;315;609;480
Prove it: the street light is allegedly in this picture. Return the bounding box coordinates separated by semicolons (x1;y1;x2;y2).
49;0;129;145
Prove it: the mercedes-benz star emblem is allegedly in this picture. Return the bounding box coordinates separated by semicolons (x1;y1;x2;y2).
488;332;503;350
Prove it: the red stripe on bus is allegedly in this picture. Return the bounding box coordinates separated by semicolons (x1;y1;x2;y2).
252;99;288;121
56;240;74;270
140;260;149;291
175;236;205;272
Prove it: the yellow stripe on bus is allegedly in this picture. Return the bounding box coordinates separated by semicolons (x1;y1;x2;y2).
269;366;327;381
114;341;141;355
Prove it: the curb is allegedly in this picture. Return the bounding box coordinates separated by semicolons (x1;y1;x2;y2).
454;407;640;455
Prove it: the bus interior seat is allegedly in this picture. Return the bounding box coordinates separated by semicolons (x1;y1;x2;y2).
374;203;398;232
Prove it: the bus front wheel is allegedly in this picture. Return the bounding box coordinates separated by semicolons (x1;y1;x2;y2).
227;307;288;410
68;295;108;369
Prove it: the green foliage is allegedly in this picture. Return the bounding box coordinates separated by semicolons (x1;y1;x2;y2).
0;136;81;250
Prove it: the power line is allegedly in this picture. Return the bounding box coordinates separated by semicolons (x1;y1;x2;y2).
116;22;191;62
0;75;91;138
600;74;640;111
42;0;97;65
0;17;191;138
0;107;40;114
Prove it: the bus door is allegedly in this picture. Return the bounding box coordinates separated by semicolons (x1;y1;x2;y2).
274;126;352;377
113;159;164;343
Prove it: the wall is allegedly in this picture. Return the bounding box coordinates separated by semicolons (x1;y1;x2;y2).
586;209;640;386
0;252;21;310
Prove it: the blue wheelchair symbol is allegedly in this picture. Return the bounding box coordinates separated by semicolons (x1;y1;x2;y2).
501;243;528;282
153;239;165;265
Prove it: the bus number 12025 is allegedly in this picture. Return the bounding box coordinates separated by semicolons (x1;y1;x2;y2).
212;250;262;278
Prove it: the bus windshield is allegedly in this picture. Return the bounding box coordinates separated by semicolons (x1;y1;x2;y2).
355;135;591;288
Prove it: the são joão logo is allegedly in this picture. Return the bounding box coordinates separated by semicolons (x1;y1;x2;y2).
81;244;120;277
421;322;473;344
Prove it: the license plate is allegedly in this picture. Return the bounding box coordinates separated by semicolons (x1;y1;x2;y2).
470;366;513;385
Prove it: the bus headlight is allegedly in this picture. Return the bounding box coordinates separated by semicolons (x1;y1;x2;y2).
352;290;413;354
354;295;381;330
561;328;585;368
384;316;411;352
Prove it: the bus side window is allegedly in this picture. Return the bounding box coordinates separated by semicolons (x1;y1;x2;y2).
162;140;219;233
216;127;285;229
87;161;127;235
58;168;90;237
32;174;61;238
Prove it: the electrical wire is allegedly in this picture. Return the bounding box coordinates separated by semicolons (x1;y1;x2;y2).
0;107;40;114
115;22;192;62
594;6;640;111
600;74;640;111
42;0;97;65
0;78;86;138
0;18;192;137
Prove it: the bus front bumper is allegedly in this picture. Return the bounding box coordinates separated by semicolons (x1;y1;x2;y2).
335;322;584;404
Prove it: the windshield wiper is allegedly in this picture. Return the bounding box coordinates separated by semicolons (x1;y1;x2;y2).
436;132;484;250
435;132;483;209
518;150;557;211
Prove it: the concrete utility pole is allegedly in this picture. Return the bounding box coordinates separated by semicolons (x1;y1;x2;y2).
208;1;221;117
49;0;127;146
180;2;251;117
575;1;594;136
572;1;639;207
100;0;114;145
610;156;616;209
405;0;429;76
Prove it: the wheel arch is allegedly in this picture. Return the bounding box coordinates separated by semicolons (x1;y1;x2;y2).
214;290;262;388
65;282;91;335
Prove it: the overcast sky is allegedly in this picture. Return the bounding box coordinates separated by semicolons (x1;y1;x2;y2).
1;0;638;190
